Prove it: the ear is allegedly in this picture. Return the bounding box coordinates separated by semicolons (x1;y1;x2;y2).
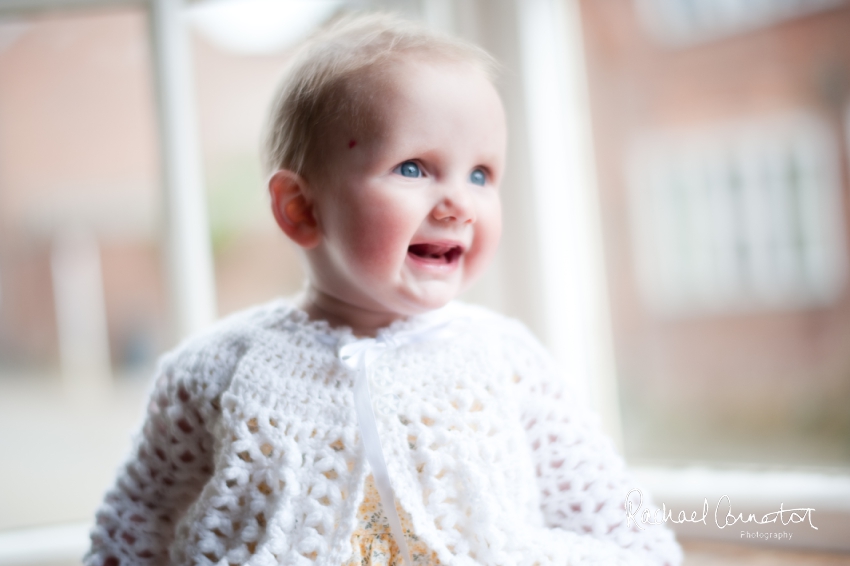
268;169;321;249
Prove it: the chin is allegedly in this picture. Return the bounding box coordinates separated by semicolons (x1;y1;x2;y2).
401;291;457;315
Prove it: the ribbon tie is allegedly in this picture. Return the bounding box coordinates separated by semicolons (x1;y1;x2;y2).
336;313;460;566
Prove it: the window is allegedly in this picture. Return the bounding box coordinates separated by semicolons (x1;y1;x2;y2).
628;112;847;315
0;6;166;534
634;0;844;46
0;1;335;561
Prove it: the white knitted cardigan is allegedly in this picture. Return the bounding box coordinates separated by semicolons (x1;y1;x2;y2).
85;299;682;566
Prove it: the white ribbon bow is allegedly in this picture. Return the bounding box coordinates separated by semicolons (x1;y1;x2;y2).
337;315;461;566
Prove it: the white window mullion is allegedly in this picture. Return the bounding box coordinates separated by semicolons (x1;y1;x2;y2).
148;0;217;339
516;0;623;445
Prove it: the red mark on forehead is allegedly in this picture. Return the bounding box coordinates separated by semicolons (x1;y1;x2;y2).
348;139;357;149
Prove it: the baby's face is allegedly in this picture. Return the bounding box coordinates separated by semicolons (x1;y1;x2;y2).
305;58;506;319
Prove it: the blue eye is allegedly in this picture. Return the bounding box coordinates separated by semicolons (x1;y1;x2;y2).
394;161;422;178
470;168;486;186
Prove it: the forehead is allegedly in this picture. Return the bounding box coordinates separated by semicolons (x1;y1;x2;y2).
352;57;506;145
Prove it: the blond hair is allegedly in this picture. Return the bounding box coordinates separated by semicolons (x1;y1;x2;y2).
262;13;498;178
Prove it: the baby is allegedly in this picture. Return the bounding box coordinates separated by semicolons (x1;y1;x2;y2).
85;14;682;566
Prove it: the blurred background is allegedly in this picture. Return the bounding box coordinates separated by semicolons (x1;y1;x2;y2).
1;0;849;564
592;0;850;469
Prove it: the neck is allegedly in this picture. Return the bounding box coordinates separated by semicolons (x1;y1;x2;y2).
299;285;405;337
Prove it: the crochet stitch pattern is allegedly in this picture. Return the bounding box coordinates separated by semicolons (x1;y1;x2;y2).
85;300;682;566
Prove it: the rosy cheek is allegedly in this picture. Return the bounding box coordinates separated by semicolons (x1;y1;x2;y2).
342;197;414;274
467;205;502;276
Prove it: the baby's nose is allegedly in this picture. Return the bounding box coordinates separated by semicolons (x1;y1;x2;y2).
433;182;476;223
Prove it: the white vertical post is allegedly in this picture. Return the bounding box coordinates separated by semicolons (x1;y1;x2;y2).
421;0;455;32
51;227;112;391
148;0;216;340
515;0;622;444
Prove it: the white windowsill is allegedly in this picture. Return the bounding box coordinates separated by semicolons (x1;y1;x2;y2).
2;468;848;565
0;522;90;566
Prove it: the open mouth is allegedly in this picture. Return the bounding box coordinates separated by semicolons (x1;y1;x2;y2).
407;243;464;265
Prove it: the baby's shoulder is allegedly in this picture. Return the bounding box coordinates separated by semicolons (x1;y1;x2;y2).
447;302;561;394
157;298;297;396
448;300;539;336
456;302;560;375
447;301;548;356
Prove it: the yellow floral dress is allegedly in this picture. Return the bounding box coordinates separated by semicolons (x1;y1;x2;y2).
344;475;441;566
